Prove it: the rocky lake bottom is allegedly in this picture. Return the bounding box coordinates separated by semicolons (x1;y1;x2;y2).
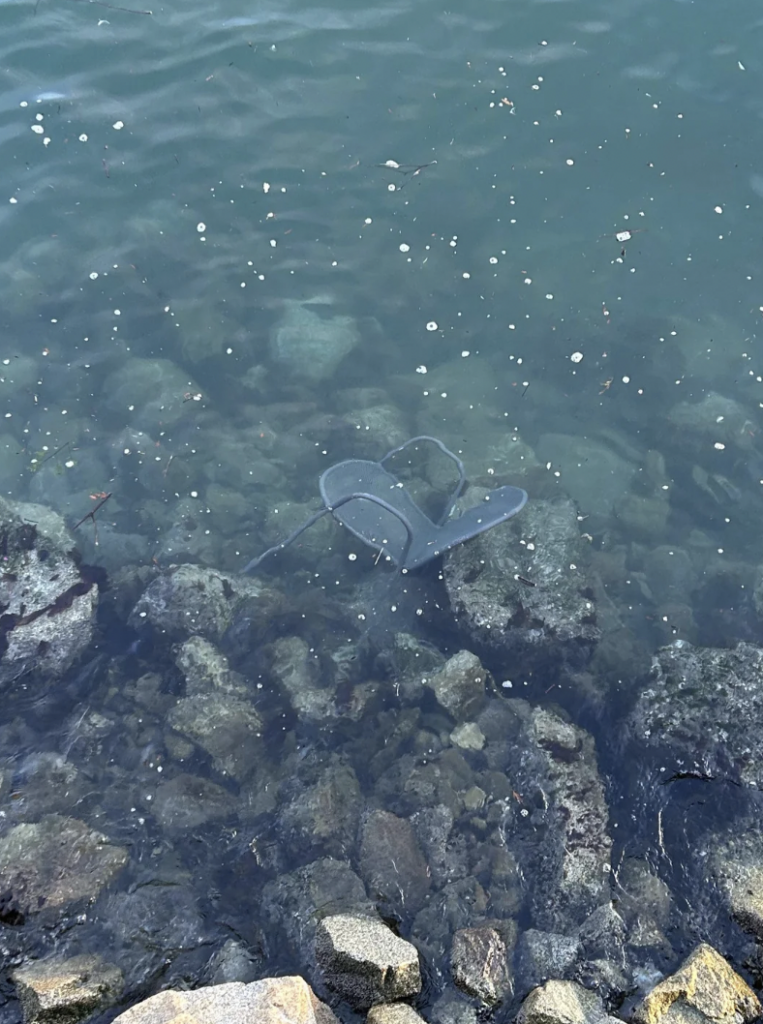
1;301;763;1024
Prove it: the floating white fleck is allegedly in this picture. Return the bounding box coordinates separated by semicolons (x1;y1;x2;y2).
31;125;44;134
348;553;357;561
570;351;584;363
89;272;98;280
263;182;270;193
364;217;372;224
545;293;553;300
462;272;470;279
399;243;410;252
461;351;470;358
489;256;498;264
426;321;438;331
113;120;124;130
416;365;427;374
269;239;277;247
196;222;206;233
566;158;574;166
713;442;725;450
79;133;88;142
9;197;17;205
714;205;723;214
382;159;400;168
615;230;632;242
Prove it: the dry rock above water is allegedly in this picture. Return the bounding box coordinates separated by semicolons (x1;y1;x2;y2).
112;975;338;1024
516;979;620;1024
315;913;421;1008
633;943;760;1024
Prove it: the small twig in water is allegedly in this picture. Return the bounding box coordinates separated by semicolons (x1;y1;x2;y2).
73;492;112;547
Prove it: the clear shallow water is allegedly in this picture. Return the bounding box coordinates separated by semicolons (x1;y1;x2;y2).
2;0;763;1019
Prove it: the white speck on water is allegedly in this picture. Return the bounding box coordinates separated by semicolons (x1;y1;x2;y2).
113;120;124;130
426;321;438;331
196;222;206;232
570;351;584;363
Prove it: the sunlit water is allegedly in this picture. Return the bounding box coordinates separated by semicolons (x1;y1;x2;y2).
1;0;763;1018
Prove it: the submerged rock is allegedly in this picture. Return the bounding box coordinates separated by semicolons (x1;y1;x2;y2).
167;692;262;780
0;498;99;689
112;976;338;1024
151;772;236;832
451;925;514;1006
13;954;123;1024
0;815;128;918
359;809;431;917
270;636;336;721
500;704;612;933
424;650;489;721
315;913;421;1008
628;640;763;789
445;499;598;677
536;433;638;518
633;943;760;1024
130;564;282;645
278;754;362;859
515;929;581;991
270;299;360;383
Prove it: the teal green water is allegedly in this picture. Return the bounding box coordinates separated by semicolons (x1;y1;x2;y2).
1;0;761;519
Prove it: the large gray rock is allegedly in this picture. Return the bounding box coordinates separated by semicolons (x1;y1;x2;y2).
102;357;203;433
444;498;598;675
451;925;514;1006
278;754;362;859
167;692;262;780
0;815;128;917
130;564;282;645
261;858;376;966
270;299;360;382
536;434;637;517
112;976;338;1024
517;979;619;1024
13;954;123;1024
359;809;431;917
0;498;98;688
151;772;236;832
628;640;763;789
633;943;760;1024
315;913;421;1009
506;706;612;932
